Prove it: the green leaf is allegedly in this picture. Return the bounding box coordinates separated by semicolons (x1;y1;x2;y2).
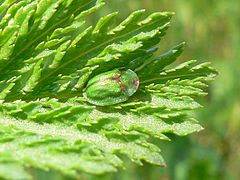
0;0;217;178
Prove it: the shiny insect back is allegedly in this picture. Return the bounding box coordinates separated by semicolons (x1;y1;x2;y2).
83;69;139;106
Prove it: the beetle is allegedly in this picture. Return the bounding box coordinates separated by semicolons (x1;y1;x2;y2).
83;69;139;106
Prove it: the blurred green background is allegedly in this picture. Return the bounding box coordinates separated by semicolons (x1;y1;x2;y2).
34;0;240;179
92;0;240;180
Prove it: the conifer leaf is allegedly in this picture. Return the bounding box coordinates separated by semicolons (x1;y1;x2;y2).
0;0;217;178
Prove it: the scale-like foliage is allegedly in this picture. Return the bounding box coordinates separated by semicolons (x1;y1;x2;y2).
0;0;217;179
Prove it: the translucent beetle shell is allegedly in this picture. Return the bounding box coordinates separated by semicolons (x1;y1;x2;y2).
83;69;139;106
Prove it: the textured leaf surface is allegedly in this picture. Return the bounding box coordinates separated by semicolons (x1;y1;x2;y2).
0;0;217;178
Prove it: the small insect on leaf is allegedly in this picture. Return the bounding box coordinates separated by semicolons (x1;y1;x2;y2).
83;69;139;106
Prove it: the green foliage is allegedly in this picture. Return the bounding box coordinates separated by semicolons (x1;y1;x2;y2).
97;1;240;180
0;0;217;179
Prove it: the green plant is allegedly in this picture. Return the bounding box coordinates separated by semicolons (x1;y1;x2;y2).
0;0;217;179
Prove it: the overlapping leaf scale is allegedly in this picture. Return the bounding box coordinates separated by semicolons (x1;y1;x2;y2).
0;0;19;17
0;87;203;176
140;59;217;85
0;3;173;102
0;1;36;66
86;11;173;72
0;115;165;178
18;10;173;100
0;97;198;136
0;87;203;136
0;0;104;101
86;108;203;138
135;60;217;117
123;50;217;122
136;42;185;73
0;93;202;158
0;43;216;178
0;123;121;177
0;0;218;178
146;78;208;97
130;49;216;114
